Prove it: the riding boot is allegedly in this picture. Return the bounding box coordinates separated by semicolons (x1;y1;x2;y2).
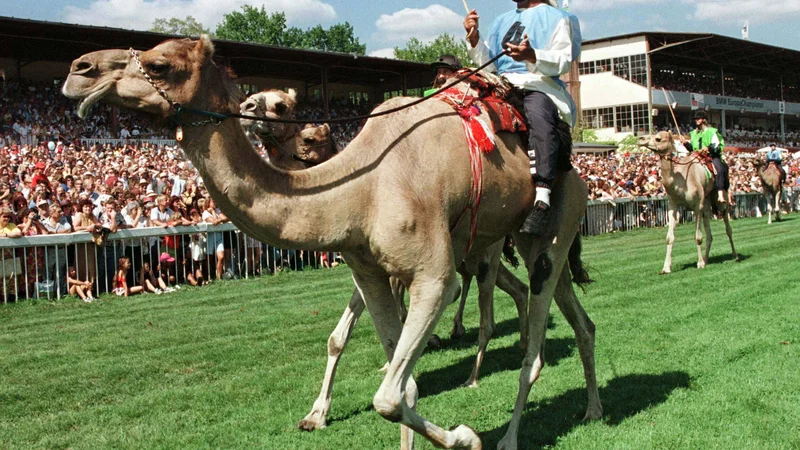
520;181;551;236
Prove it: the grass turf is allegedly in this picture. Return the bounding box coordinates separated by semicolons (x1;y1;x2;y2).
1;215;798;449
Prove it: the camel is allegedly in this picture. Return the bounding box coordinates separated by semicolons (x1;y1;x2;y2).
752;158;783;224
240;92;599;432
638;132;738;274
64;37;601;450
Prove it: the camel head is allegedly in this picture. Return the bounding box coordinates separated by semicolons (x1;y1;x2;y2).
239;89;298;142
637;131;676;156
63;36;241;120
751;157;765;168
295;123;338;164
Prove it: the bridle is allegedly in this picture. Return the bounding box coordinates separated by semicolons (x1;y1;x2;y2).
129;47;512;129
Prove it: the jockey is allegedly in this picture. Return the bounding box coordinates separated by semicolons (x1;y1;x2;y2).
464;0;580;235
766;143;787;185
683;110;729;203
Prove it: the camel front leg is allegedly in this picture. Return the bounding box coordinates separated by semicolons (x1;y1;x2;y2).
775;191;782;222
357;263;480;450
552;265;602;421
722;203;738;261
662;206;677;274
701;206;712;268
495;263;529;356
767;193;774;224
298;288;366;431
451;273;472;339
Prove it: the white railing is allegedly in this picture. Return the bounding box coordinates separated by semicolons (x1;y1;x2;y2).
0;223;338;303
2;188;798;303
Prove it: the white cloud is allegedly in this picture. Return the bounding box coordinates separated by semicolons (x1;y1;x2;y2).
570;0;666;12
373;4;463;46
368;48;396;59
688;0;800;24
60;0;337;31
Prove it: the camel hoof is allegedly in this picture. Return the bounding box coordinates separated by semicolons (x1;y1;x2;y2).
582;406;603;422
659;269;671;275
461;378;479;389
379;362;390;373
449;424;482;450
297;416;327;431
450;324;466;340
497;434;517;450
697;263;705;269
428;334;442;349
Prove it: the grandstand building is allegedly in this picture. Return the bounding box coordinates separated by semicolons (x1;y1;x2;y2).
578;32;800;150
0;16;432;120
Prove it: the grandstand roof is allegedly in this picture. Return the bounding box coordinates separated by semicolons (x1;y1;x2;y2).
0;16;432;89
584;32;800;77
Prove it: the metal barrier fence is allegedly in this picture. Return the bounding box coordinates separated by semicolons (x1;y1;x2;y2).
2;188;798;303
79;138;177;147
0;223;340;303
581;188;800;236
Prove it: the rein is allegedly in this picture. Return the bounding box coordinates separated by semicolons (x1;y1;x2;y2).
130;47;511;129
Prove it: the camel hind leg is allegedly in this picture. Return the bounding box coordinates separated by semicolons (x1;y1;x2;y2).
495;262;529;356
775;190;782;222
552;265;602;421
721;201;738;261
297;288;366;431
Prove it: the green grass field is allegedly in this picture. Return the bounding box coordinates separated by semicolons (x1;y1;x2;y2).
1;216;799;449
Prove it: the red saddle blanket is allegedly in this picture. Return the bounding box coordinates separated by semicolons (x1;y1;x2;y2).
433;69;527;153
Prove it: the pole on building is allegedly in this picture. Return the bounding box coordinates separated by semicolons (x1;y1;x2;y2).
645;40;654;134
321;67;330;119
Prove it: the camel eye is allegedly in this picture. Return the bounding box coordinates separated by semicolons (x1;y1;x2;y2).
655;137;662;143
304;137;315;144
274;102;287;116
147;62;170;75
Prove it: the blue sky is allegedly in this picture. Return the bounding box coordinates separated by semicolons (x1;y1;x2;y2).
4;0;799;57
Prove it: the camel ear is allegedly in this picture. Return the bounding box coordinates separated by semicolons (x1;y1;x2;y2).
303;123;315;130
322;123;330;134
194;35;215;61
286;89;297;103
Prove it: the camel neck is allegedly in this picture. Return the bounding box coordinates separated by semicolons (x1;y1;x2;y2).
659;155;676;188
180;120;368;251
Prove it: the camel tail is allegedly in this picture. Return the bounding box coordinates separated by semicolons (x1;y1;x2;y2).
568;233;594;292
502;234;520;269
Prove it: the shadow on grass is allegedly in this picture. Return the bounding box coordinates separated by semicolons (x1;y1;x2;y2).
480;371;691;450
430;315;557;355
678;252;749;271
418;337;576;399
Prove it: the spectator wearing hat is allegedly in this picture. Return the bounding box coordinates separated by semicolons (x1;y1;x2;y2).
60;199;75;228
430;54;463;91
682;110;729;203
31;161;51;194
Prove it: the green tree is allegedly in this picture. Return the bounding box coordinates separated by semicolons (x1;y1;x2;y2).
150;16;210;36
215;6;366;54
215;6;289;45
393;33;473;66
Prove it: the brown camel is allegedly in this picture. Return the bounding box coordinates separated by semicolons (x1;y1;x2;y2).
239;91;595;430
752;158;783;224
638;132;738;274
64;37;600;450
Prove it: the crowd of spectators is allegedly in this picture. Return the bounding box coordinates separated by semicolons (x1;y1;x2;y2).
651;70;800;103
3;77;800;301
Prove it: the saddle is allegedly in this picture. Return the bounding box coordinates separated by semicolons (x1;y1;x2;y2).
694;152;716;177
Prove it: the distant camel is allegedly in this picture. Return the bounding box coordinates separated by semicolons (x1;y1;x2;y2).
638;132;738;273
752;158;784;224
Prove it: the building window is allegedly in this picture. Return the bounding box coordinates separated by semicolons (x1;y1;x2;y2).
613;56;630;80
579;61;596;75
596;59;612;73
598;107;614;128
615;105;633;132
630;54;647;85
632;104;650;135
